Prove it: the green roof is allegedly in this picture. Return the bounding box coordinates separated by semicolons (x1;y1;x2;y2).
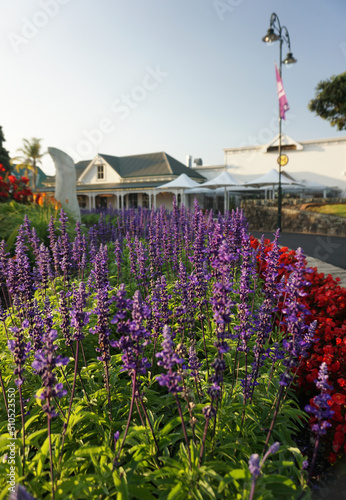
42;152;205;188
99;152;205;180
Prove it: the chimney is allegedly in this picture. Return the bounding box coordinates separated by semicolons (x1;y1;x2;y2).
186;155;193;168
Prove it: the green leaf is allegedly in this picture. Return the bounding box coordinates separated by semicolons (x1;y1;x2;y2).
26;428;47;446
160;416;182;436
74;445;110;457
198;480;216;499
167;483;184;500
229;469;246;480
128;485;158;500
112;467;129;500
36;435;50;476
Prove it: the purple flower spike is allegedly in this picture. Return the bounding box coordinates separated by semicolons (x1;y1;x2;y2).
114;430;120;448
71;281;89;341
9;484;37;500
32;329;69;417
114;290;151;376
8;321;31;387
248;441;280;498
248;453;261;479
156;325;184;394
305;362;334;436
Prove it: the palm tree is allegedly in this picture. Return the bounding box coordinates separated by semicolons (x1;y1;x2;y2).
12;138;46;190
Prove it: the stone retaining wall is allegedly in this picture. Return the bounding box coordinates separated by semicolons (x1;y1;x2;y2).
241;201;346;236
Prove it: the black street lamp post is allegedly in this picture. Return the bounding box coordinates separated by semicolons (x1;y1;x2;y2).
262;13;297;230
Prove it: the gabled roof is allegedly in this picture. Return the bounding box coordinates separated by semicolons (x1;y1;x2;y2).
98;152;205;179
262;134;304;152
75;160;90;179
42;151;206;187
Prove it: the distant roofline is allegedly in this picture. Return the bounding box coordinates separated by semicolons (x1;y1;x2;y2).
42;150;205;186
224;136;346;153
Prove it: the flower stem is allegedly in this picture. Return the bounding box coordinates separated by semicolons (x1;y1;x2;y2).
104;360;113;420
18;385;25;473
59;340;80;462
263;384;285;453
138;396;160;455
248;479;256;500
199;413;211;466
115;370;137;465
48;414;55;500
307;436;320;484
175;394;191;469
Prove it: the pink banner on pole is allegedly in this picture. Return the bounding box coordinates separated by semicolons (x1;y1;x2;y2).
275;62;290;120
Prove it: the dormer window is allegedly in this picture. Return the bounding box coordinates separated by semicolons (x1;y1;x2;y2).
97;164;104;180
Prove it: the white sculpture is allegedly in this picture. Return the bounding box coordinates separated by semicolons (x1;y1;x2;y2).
48;147;81;221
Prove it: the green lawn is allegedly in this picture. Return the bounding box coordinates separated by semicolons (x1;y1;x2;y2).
307;203;346;217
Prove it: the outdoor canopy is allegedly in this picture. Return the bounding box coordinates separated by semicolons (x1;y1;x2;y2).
199;171;241;211
244;168;300;188
156;173;201;190
156;173;202;206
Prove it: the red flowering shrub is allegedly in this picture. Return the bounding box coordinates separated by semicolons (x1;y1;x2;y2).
0;173;32;203
250;234;346;464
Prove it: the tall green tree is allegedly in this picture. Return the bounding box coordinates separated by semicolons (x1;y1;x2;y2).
0;126;12;176
13;137;46;189
308;72;346;131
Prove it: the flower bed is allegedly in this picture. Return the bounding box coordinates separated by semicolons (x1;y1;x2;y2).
250;235;346;465
0;167;32;203
0;204;343;499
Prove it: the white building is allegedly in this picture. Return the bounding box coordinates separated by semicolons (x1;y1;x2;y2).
193;135;346;196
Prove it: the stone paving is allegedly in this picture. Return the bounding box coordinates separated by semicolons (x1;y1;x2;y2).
304;255;346;288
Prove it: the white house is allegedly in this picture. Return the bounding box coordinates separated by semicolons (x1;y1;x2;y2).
42;151;205;210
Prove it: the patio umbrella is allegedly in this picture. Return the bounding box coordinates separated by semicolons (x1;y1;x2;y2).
156;173;201;206
156;173;200;190
244;168;301;199
199;171;241;211
282;179;328;191
244;168;300;188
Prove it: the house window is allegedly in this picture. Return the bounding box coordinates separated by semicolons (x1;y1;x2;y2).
128;193;138;208
142;193;149;208
97;164;104;180
96;196;107;209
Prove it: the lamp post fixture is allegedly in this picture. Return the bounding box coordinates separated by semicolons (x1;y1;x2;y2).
262;13;297;230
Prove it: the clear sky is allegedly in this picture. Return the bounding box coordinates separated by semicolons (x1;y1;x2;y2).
1;0;345;175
